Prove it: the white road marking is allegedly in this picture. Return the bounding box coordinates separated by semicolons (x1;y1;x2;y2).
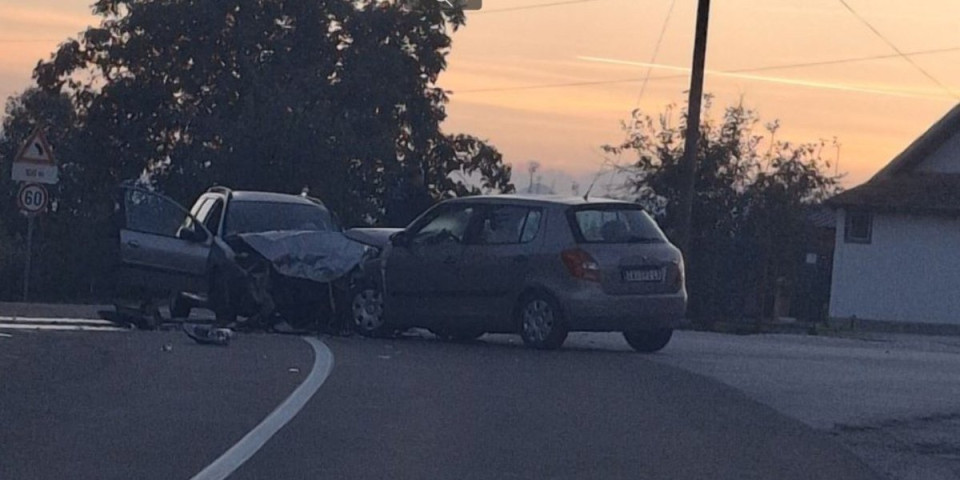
0;316;129;332
191;337;334;480
0;323;129;332
0;316;116;326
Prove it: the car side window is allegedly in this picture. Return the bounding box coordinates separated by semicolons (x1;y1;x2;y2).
476;206;532;245
124;189;193;238
520;209;542;243
411;205;476;245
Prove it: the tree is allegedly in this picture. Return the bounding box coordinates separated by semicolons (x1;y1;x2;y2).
33;0;512;225
0;0;514;301
0;88;112;300
604;98;841;324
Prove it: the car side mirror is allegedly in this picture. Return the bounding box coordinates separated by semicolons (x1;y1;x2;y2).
178;224;208;243
390;231;410;247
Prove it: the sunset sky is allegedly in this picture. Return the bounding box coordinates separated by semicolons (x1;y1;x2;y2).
2;0;959;193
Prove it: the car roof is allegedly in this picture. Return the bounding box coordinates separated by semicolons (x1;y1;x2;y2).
445;194;636;207
225;191;321;206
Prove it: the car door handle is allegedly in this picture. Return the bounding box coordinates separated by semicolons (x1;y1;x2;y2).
126;241;141;249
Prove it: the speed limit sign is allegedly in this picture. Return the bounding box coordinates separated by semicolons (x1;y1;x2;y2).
17;183;48;215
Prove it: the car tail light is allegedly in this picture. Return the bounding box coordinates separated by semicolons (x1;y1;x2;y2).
561;248;601;282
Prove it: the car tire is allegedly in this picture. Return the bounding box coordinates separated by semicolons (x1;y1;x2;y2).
139;299;162;330
517;292;568;350
169;292;191;319
210;271;237;325
351;283;392;338
623;328;673;353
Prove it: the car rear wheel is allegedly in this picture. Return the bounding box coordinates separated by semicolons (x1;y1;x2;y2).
352;284;391;338
138;299;162;330
169;292;191;319
517;293;568;350
209;272;238;325
623;328;673;353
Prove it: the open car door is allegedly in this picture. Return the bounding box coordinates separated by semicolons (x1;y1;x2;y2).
117;186;213;297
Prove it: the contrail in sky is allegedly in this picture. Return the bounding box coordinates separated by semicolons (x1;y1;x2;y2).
577;56;955;101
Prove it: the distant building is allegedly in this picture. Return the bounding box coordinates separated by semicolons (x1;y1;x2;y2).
827;104;960;328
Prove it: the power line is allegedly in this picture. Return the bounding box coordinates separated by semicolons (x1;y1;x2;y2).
606;0;676;198
458;76;653;93
837;0;959;99
453;46;960;94
728;46;960;74
473;0;610;14
632;0;677;111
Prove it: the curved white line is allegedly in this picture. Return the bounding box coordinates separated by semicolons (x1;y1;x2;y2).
191;337;334;480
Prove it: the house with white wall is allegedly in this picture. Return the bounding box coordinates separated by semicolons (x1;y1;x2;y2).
827;104;960;327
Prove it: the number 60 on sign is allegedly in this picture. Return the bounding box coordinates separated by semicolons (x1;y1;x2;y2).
18;183;48;215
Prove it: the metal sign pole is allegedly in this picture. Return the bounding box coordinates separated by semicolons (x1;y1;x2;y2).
23;214;34;302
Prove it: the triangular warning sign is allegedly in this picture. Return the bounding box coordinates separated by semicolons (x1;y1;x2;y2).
15;129;56;165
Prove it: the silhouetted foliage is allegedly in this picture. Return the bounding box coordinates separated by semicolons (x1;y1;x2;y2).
31;0;512;221
605;98;842;324
0;88;110;300
0;0;513;300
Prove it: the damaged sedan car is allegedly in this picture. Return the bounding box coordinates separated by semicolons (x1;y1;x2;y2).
115;185;377;331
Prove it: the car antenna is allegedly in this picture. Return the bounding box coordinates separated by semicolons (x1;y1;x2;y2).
583;166;606;201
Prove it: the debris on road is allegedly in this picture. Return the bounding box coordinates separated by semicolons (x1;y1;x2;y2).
288;367;300;373
183;324;233;346
161;343;173;352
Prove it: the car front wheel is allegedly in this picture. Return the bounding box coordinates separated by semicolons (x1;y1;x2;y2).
209;271;238;325
517;293;568;350
169;292;191;319
351;283;391;338
623;328;673;353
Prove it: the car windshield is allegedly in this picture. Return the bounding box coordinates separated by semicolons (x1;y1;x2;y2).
572;207;666;244
223;201;337;235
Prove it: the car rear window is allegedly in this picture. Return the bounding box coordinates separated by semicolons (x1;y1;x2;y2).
223;201;336;235
569;206;666;244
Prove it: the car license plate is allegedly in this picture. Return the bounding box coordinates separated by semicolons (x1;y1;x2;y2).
623;268;664;282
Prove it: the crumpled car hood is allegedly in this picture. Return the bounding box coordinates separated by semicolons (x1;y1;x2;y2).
343;227;404;248
236;230;367;283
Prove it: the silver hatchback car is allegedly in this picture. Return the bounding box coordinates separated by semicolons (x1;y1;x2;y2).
348;195;687;352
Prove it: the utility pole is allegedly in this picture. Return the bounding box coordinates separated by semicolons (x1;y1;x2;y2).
675;0;711;255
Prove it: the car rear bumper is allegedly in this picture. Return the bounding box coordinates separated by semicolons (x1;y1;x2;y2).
559;286;687;331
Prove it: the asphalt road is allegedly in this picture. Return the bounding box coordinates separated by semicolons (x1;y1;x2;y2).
0;328;881;480
0;331;311;480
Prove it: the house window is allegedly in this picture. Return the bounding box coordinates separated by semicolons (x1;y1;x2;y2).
844;210;872;244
